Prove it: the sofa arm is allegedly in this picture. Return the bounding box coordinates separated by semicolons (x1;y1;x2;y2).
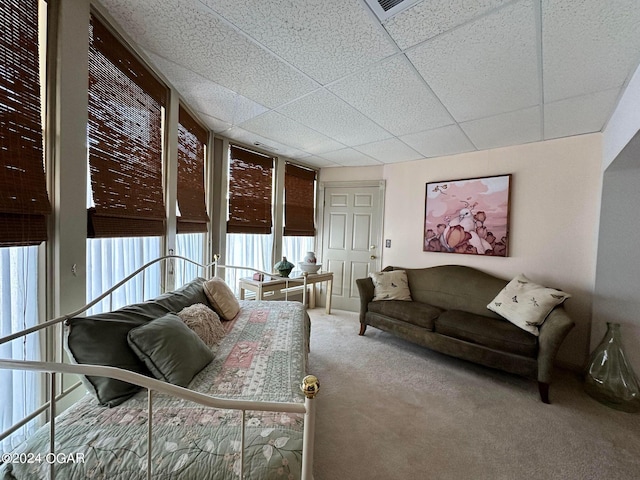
355;277;375;325
537;307;575;384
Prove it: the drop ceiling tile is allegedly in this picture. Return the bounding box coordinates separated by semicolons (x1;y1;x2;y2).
238;111;346;153
145;52;268;125
385;0;511;50
277;89;394;146
400;124;476;158
542;0;640;103
296;155;341;168
544;88;622;140
406;0;539;123
460;106;542;151
328;55;453;136
318;148;382;167
201;0;397;85
199;113;232;134
223;126;287;156
354;138;423;164
100;0;319;108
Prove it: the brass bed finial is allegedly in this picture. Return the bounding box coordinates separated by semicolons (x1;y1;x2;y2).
301;375;320;399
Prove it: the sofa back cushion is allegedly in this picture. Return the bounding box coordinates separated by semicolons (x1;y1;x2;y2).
400;265;507;319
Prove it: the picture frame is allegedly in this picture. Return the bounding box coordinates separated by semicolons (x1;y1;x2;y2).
423;174;511;256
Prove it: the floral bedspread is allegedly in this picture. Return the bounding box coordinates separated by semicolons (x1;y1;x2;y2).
1;301;310;480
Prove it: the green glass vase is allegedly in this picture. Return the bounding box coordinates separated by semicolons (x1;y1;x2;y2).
584;322;640;413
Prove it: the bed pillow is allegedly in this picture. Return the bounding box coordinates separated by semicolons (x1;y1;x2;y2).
177;303;226;347
127;313;214;387
487;274;571;336
203;277;241;321
369;270;412;301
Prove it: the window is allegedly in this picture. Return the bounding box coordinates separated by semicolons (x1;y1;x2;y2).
227;145;274;234
177;105;209;234
283;163;317;266
0;0;48;450
86;14;167;238
226;146;274;288
86;14;167;311
175;106;209;286
284;163;316;237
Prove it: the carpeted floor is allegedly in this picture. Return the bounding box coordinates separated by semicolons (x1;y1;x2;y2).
307;309;640;480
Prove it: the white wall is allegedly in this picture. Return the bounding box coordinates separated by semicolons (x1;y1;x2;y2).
319;165;384;183
321;134;603;368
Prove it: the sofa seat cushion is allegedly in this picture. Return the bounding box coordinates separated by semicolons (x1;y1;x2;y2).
367;300;442;330
435;310;538;358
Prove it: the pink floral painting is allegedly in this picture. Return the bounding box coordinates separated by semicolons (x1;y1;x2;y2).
424;174;511;256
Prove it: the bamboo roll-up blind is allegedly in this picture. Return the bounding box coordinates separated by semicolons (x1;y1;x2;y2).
226;146;273;235
177;106;209;233
283;163;316;237
0;0;51;247
87;15;167;238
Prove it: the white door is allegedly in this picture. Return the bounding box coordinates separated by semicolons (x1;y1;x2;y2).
320;182;384;312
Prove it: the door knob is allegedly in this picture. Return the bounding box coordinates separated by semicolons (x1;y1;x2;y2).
370;255;377;260
369;245;376;250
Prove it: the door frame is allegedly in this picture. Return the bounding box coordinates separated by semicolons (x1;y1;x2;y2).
317;180;386;306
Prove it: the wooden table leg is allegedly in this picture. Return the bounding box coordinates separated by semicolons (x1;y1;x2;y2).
325;278;332;314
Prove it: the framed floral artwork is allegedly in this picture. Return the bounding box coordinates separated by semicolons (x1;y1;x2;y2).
423;174;511;256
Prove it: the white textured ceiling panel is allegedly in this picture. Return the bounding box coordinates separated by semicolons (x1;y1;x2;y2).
354;138;423;164
277;89;393;146
223;126;308;158
145;51;268;126
100;0;319;108
544;88;622;140
407;0;540;123
318;148;382;167
198;112;232;134
239;111;345;154
400;124;476;158
328;55;454;136
95;0;640;168
201;0;397;85
384;0;511;50
542;0;640;103
461;106;542;151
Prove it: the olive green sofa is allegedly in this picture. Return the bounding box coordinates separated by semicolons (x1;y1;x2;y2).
356;265;574;403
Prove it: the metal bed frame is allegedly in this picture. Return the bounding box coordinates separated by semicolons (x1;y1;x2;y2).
0;255;319;480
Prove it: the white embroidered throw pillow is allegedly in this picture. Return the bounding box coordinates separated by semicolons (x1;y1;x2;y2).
369;270;412;301
487;274;571;336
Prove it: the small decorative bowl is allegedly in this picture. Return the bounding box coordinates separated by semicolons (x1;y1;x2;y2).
298;262;321;273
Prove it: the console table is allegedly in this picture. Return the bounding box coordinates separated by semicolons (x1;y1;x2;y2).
239;271;333;314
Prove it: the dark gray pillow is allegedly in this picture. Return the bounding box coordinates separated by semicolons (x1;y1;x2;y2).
127;313;214;387
65;278;210;406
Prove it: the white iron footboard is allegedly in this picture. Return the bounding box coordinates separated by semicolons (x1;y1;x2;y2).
0;255;319;480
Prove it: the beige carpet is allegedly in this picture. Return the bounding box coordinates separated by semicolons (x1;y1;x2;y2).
307;309;640;480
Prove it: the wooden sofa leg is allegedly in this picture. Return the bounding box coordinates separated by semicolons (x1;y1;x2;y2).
359;324;367;336
538;382;550;404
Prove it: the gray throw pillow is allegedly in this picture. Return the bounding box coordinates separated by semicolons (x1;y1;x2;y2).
64;277;211;406
127;313;214;387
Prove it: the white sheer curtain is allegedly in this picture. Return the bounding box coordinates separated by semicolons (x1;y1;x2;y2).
225;233;273;294
224;234;314;294
0;246;40;452
86;237;162;315
175;233;206;287
282;236;315;270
